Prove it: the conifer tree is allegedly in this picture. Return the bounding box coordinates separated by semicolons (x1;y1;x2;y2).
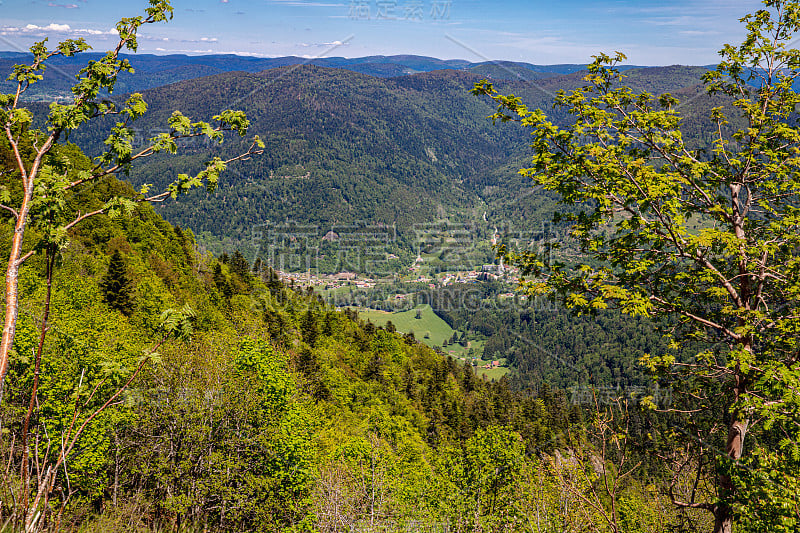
230;250;250;280
100;250;135;315
212;263;233;299
301;307;318;346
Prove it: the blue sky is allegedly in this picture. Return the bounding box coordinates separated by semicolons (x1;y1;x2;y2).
0;0;765;65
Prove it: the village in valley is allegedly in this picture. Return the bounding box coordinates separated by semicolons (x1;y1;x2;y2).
259;232;529;381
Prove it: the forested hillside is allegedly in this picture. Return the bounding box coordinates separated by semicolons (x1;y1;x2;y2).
54;60;739;401
7;0;800;526
0;139;696;531
61;62;727;259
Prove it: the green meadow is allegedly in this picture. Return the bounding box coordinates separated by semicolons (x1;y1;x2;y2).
358;305;489;361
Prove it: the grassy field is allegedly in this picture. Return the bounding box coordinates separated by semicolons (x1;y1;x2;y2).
358;305;485;359
360;305;454;346
474;366;511;381
355;305;510;380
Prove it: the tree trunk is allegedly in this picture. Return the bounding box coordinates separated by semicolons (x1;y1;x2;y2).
713;418;748;533
114;430;120;507
0;226;25;391
0;168;37;395
0;130;53;397
20;246;54;519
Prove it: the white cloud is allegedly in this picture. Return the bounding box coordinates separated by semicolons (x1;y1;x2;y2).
298;39;350;47
154;47;215;54
1;23;118;37
680;30;720;36
644;15;704;27
173;36;219;44
267;0;346;6
26;23;71;32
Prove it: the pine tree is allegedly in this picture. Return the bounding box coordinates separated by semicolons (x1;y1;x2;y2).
300;308;318;347
212;263;233;299
230;250;251;281
100;250;135;315
213;263;233;299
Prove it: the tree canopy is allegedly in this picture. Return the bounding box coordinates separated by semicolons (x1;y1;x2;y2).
100;250;135;315
0;1;264;528
0;0;264;392
473;0;800;530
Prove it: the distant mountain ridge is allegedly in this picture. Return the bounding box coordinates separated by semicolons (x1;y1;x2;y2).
0;50;664;98
56;61;727;259
5;48;731;258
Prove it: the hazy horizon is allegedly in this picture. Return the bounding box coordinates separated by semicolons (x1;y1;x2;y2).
0;0;764;66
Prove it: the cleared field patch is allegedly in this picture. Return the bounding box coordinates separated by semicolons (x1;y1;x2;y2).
359;305;455;347
358;305;499;369
476;367;511;381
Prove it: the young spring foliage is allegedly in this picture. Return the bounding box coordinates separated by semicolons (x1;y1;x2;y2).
0;0;264;395
473;0;800;530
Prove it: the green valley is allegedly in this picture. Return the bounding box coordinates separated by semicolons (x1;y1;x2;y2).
3;1;799;531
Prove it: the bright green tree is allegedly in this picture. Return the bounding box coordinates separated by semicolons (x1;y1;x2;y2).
0;0;264;395
473;1;800;531
0;1;262;529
